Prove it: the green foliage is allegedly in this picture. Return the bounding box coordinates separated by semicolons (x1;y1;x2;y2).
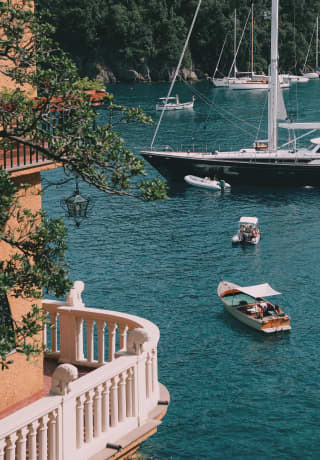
0;0;168;368
36;0;320;78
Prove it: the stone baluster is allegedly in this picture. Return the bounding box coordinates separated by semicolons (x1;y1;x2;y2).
5;433;17;460
38;415;49;460
76;395;85;449
75;317;84;361
86;319;95;364
108;323;117;362
131;367;137;417
146;353;153;399
101;381;111;432
48;410;58;459
49;312;58;353
118;372;127;422
28;420;39;459
152;348;158;394
16;427;28;460
0;439;5;460
110;376;119;427
96;320;106;365
126;368;134;418
119;324;128;350
93;385;102;438
84;390;94;443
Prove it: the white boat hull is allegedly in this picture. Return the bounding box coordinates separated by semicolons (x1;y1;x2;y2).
217;280;291;334
302;72;319;79
184;175;230;190
156;101;194;111
232;232;261;245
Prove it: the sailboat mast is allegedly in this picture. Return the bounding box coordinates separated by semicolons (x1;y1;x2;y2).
316;15;319;69
234;9;237;78
251;3;254;75
268;0;279;153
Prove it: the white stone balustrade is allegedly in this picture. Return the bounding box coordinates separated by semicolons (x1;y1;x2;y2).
0;290;163;460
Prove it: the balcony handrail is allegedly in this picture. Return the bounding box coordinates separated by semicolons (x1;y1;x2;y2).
0;395;62;439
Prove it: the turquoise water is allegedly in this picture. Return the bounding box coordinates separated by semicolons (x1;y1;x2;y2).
43;81;320;459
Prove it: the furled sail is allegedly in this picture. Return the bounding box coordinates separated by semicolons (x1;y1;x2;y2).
277;78;287;120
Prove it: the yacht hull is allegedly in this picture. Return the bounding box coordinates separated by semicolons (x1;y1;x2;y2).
141;151;320;186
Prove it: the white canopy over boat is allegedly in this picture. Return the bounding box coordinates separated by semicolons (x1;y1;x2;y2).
239;216;258;224
240;283;281;298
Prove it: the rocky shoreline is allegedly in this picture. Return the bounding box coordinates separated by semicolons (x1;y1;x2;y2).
95;62;200;84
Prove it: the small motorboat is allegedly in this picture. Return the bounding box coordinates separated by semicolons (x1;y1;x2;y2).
156;95;195;111
217;280;291;333
184;175;231;191
232;216;261;245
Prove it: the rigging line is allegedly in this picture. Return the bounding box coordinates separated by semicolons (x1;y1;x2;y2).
255;93;268;141
183;80;265;136
213;32;229;79
293;1;299;121
228;7;252;78
279;129;317;148
150;0;202;149
303;21;317;71
182;85;265;140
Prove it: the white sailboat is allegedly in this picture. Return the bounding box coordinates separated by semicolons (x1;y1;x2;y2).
302;15;320;79
141;0;320;187
211;10;249;88
156;95;195;111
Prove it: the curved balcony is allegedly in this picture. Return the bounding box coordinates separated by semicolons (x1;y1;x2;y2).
0;282;169;460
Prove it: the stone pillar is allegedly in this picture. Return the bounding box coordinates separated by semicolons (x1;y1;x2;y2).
118;372;127;422
126;368;134;417
96;320;106;365
101;381;110;432
28;421;39;459
110;376;119;427
152;348;158;395
86;319;95;364
48;410;58;459
75;317;84;361
0;439;5;460
16;427;28;460
38;415;49;460
93;385;102;437
146;353;152;399
84;390;94;443
119;325;128;350
5;433;17;460
76;395;85;448
108;323;117;362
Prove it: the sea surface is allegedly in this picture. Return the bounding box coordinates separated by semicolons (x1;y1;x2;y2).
43;81;320;459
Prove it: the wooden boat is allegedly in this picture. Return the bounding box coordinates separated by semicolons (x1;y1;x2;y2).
184;175;231;190
217;280;291;333
232;216;261;245
156;95;195;111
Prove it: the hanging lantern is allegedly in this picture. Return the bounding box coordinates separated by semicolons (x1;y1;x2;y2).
61;177;91;227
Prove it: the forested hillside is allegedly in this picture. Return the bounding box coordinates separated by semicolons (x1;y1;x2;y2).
36;0;320;82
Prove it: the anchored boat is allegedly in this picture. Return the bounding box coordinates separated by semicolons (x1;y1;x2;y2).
217;280;291;333
141;0;320;186
232;217;261;245
184;175;230;190
156;95;195;111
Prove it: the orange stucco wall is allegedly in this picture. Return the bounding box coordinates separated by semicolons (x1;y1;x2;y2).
0;171;45;415
0;0;35;96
